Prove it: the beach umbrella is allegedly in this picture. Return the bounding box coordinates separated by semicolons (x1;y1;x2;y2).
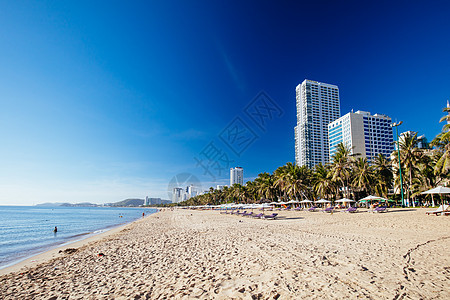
358;195;386;203
299;199;313;208
422;186;450;206
335;198;355;203
315;199;331;208
315;199;331;203
335;198;355;207
287;199;299;207
358;195;387;208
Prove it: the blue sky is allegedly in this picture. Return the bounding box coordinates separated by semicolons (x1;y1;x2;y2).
1;1;449;205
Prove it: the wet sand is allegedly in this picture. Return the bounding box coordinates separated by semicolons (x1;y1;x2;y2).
1;208;449;299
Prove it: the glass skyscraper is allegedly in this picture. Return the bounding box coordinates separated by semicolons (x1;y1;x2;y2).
295;79;340;168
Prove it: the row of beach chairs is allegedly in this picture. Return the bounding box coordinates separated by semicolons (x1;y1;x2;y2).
220;210;278;220
219;206;388;216
302;206;387;213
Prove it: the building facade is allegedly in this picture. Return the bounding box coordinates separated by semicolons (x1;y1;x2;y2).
230;167;244;186
172;187;184;203
295;79;340;168
328;110;394;161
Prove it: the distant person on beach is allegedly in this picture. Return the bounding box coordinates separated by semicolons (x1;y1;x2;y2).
54;226;57;233
142;212;145;217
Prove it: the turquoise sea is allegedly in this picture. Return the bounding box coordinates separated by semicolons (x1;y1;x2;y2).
0;206;157;269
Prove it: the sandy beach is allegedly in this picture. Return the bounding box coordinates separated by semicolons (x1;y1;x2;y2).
1;208;449;299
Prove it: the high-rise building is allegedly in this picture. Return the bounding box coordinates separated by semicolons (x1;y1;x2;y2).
230;167;244;186
328;110;394;161
295;79;340;167
187;184;198;198
172;187;183;203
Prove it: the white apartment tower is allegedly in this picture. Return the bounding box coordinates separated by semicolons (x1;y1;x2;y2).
172;187;183;203
295;79;340;168
230;167;244;186
328;110;394;161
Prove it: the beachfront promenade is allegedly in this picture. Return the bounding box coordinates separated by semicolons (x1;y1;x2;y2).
1;208;449;299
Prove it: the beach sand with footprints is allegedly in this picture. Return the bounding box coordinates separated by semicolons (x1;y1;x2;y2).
1;208;449;299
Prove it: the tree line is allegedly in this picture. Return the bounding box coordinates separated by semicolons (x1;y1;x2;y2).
178;106;450;206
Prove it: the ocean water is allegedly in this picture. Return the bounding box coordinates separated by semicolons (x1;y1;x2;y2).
0;206;157;269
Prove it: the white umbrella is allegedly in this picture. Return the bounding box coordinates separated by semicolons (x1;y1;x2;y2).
299;199;313;203
421;186;450;206
287;199;299;203
422;186;450;194
335;198;356;203
299;199;313;208
315;199;331;203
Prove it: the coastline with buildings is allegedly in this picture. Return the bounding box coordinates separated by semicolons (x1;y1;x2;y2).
1;208;448;299
1;78;449;300
2;1;449;299
179;78;442;208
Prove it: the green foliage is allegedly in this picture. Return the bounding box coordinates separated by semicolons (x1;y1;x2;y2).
178;106;449;206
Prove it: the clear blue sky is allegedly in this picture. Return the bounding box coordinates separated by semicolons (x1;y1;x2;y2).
1;1;449;205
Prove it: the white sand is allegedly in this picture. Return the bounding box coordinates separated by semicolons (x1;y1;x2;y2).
1;208;449;299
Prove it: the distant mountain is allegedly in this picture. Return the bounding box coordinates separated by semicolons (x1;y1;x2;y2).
36;199;145;207
60;202;98;207
107;199;144;207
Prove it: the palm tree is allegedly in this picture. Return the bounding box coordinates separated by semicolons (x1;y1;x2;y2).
394;132;423;206
351;157;374;198
313;163;335;199
431;105;450;178
372;153;393;198
329;143;353;198
254;172;276;201
286;165;312;200
231;184;245;203
274;163;293;201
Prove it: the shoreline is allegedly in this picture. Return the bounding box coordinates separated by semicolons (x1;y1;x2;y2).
1;208;449;299
0;210;159;276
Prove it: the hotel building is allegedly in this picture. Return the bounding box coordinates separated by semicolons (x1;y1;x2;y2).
230;167;244;186
328;110;394;161
295;79;340;168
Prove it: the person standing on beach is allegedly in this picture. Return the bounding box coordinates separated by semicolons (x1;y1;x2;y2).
53;226;57;233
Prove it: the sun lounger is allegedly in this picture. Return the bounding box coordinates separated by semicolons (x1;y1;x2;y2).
426;205;449;215
345;207;357;213
294;207;302;211
237;210;247;215
372;206;387;213
252;213;263;218
322;207;334;213
262;213;278;220
243;212;253;217
308;206;317;212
